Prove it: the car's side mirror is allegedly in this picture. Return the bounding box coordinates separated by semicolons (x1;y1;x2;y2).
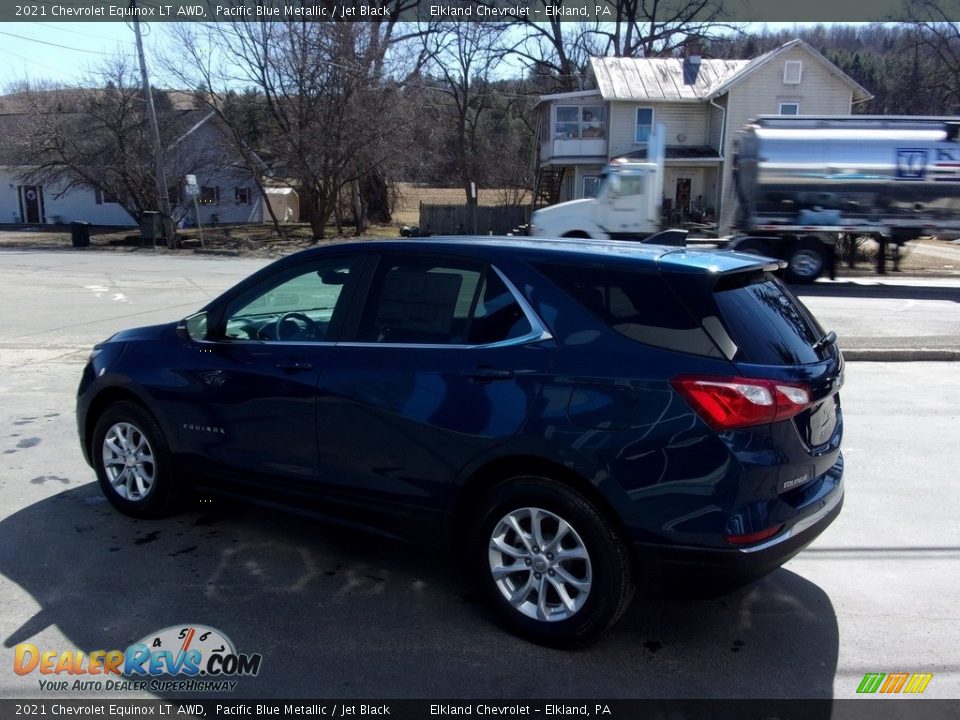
176;311;208;342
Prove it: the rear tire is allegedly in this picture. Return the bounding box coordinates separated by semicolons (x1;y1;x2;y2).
92;401;180;518
470;477;634;647
785;239;827;283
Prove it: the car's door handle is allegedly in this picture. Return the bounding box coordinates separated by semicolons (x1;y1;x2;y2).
275;360;314;371
463;367;514;382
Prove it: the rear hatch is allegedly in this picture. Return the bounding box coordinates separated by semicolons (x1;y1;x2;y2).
660;255;844;476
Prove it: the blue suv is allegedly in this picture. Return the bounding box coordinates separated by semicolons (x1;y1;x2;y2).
77;238;844;646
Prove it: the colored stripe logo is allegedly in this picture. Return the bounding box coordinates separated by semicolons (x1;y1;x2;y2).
857;672;933;694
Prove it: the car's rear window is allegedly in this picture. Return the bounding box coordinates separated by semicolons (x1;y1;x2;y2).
710;271;825;365
537;263;826;365
534;263;723;357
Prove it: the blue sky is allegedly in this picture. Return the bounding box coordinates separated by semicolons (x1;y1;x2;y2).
0;21;847;93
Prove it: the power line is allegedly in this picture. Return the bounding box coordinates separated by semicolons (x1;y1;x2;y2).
0;45;67;76
21;22;127;42
0;30;116;56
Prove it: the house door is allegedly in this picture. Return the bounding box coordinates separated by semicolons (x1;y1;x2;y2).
21;186;44;224
675;178;691;217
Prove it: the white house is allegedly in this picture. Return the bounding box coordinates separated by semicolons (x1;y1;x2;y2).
533;39;873;233
0;97;278;228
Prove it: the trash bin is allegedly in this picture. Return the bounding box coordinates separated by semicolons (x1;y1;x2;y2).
70;222;90;248
140;211;162;241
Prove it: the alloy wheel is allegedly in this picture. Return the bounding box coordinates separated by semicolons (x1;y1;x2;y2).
487;506;592;622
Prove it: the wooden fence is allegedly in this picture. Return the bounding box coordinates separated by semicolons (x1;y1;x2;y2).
419;203;529;236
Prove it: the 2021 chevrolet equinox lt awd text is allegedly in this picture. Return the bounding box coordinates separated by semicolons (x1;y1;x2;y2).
77;238;844;646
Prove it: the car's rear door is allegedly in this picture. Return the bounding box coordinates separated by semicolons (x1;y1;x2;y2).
311;252;557;536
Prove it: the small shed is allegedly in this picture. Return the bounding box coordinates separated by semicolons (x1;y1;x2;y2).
264;187;299;223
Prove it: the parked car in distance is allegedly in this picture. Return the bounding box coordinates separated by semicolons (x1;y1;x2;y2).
77;238;844;646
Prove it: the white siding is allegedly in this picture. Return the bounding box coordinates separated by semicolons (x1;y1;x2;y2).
608;102;708;158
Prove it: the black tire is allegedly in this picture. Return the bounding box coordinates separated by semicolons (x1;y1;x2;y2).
785;239;827;283
91;400;180;518
562;231;591;239
470;477;634;648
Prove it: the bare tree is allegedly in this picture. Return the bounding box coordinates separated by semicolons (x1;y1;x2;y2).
166;17;431;239
902;1;960;113
423;22;509;205
8;57;222;223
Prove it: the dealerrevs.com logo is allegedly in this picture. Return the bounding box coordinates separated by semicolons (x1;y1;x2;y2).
14;624;262;693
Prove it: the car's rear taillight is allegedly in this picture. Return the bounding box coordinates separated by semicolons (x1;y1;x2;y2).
671;374;812;430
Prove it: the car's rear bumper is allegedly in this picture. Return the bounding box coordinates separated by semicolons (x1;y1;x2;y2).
635;478;844;586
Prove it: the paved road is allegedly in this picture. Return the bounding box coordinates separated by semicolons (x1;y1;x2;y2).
797;277;960;357
0;250;958;700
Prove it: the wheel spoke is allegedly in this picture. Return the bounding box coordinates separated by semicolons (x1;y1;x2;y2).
104;437;124;457
491;535;528;560
506;514;534;553
133;470;149;497
554;565;590;591
555;546;589;562
491;563;526;580
536;575;550;621
507;574;534;607
546;518;571;552
548;576;577;613
531;508;547;550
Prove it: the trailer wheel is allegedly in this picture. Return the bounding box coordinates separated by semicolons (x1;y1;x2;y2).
786;239;826;283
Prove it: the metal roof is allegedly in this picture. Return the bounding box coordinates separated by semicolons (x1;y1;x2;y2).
587;39;872;103
589;56;749;101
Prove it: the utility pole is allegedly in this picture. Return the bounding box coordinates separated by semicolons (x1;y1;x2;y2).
131;5;175;248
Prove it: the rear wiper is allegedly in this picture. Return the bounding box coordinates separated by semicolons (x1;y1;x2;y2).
813;330;837;352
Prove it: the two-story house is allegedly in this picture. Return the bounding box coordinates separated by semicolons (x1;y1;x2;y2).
534;39;873;233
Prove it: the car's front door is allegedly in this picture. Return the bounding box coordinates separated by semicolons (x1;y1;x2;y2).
312;253;557;533
175;253;362;488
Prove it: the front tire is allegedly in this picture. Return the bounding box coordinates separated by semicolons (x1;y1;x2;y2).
92;400;179;518
471;477;634;647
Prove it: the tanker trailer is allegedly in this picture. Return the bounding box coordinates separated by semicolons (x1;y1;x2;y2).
731;115;960;281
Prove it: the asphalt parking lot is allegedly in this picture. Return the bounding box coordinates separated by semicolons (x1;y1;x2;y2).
0;250;958;700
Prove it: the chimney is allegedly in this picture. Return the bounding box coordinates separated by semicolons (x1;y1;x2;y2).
682;38;702;85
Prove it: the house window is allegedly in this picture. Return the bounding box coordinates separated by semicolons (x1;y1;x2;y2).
235;187;251;205
199;186;220;205
94;187;119;204
583;175;601;198
779;102;800;115
783;61;802;84
635;108;654;143
554;105;606;140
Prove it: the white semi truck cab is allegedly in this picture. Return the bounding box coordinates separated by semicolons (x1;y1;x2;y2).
531;125;666;241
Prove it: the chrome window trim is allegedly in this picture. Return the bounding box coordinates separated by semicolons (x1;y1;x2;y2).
337;263;553;350
203;263;553;350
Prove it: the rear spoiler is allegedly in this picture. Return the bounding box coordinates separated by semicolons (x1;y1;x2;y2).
641;229;687;247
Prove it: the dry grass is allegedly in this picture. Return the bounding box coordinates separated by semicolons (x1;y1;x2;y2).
392;183;530;226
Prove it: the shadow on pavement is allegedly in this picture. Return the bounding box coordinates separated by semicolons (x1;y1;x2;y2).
0;484;838;701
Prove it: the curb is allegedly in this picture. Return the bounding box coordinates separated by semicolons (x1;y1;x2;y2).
844;348;960;361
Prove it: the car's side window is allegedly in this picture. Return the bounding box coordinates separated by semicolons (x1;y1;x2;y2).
222;256;358;342
356;256;532;345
